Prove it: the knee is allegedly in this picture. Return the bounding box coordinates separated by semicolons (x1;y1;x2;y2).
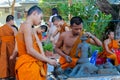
113;54;117;59
108;54;117;60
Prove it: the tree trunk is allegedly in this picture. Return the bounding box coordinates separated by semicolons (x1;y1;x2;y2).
96;0;120;39
68;0;72;20
115;9;120;39
11;0;16;15
115;23;120;39
8;0;16;15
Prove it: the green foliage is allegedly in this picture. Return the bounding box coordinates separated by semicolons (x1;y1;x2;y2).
39;0;68;21
43;42;53;52
91;45;102;52
39;0;112;51
68;0;112;52
57;3;69;20
70;0;112;40
53;0;112;40
39;1;52;20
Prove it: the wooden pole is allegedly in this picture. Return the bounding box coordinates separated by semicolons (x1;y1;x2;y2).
11;0;16;15
68;0;72;20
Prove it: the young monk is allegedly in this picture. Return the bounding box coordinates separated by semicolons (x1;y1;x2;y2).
55;16;102;72
15;5;58;80
50;16;61;45
0;15;17;80
40;25;48;41
52;15;70;37
101;30;120;66
50;16;70;47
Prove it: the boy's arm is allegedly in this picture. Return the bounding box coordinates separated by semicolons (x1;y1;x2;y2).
10;40;18;60
55;32;72;62
34;31;45;56
104;40;114;54
10;27;18;60
85;32;102;46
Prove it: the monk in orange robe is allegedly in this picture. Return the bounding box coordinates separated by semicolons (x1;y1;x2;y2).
59;21;70;34
55;16;102;70
52;15;70;38
0;15;17;80
99;30;120;66
59;33;98;69
15;5;57;80
51;16;70;49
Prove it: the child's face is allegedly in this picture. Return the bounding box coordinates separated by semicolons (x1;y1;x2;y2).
108;32;114;39
41;29;45;32
9;20;14;26
33;12;43;26
53;20;60;27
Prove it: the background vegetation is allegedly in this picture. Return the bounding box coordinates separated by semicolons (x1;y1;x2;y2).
39;0;112;52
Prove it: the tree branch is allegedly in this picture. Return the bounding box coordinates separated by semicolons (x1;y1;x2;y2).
96;0;118;19
8;0;11;6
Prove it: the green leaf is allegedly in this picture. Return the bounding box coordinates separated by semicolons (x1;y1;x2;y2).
43;42;53;52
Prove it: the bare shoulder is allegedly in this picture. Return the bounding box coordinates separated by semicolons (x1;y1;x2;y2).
104;39;109;44
61;31;71;37
20;22;31;33
11;27;17;35
21;22;30;28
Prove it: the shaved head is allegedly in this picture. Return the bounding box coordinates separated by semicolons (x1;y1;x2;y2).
27;5;42;16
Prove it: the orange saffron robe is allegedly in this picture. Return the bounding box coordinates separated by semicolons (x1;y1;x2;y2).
37;33;42;41
15;32;47;80
0;24;15;78
59;33;90;70
59;22;70;34
102;40;119;66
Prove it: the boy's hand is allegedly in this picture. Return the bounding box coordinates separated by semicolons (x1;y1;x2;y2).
48;59;58;67
65;55;72;63
10;55;14;60
85;32;94;38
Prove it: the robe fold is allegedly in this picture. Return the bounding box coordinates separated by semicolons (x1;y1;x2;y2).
99;40;120;66
15;32;47;80
0;24;15;78
59;22;69;34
